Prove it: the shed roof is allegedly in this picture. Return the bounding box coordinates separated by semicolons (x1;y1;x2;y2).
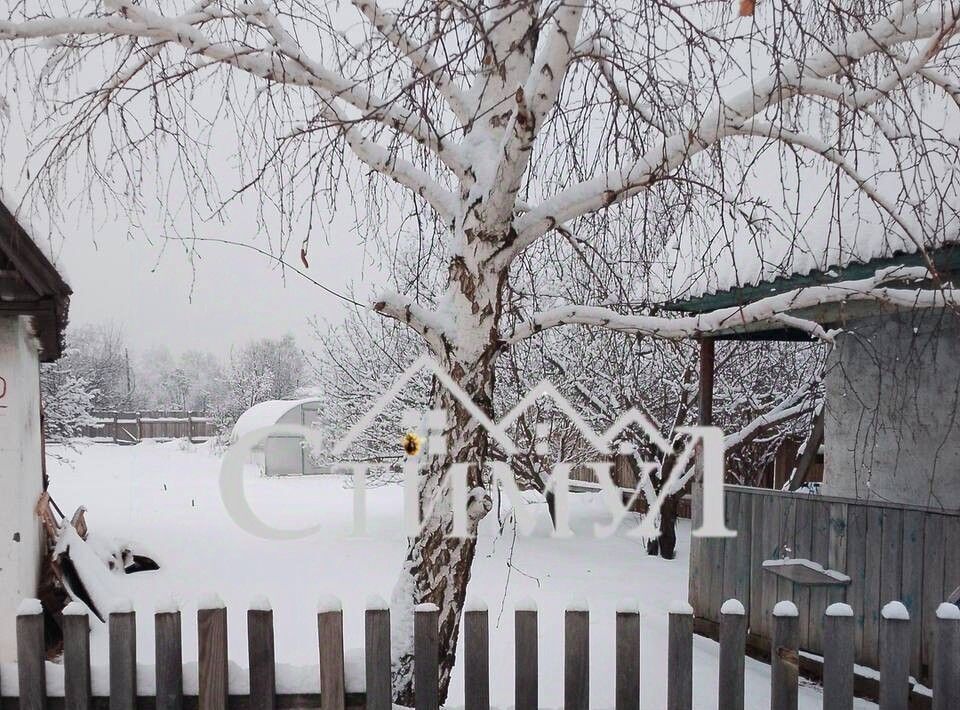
667;243;960;314
663;242;960;341
0;198;72;361
231;398;321;441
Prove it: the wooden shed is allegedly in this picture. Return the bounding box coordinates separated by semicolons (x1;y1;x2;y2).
668;242;960;686
231;398;329;476
0;198;71;661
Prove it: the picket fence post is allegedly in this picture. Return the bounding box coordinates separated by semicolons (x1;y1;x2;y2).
667;601;693;710
615;601;641;710
365;597;392;710
515;600;539;710
822;603;855;710
771;601;799;710
413;603;440;710
63;602;91;710
879;602;911;710
155;604;184;710
719;599;746;710
109;602;137;710
198;599;228;710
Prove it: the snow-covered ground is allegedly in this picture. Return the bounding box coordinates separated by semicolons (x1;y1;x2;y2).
39;441;873;709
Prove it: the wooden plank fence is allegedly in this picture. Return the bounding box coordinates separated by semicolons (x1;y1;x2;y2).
3;596;959;708
691;485;960;687
79;412;216;445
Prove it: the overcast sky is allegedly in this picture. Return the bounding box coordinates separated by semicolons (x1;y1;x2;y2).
2;90;379;360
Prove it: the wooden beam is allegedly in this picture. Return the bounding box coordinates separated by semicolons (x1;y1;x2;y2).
699;337;715;426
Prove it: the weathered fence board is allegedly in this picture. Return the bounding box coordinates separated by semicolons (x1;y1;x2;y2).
691;485;960;686
63;609;91;710
514;606;538;710
156;610;184;710
109;611;137;710
667;606;693;710
247;609;275;710
464;607;490;710
564;608;589;710
198;607;228;710
615;607;640;710
363;605;391;710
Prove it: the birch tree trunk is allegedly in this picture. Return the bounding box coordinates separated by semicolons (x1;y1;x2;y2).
390;231;508;705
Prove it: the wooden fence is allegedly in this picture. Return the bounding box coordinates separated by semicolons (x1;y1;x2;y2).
79;412;216;444
690;485;960;688
3;596;960;709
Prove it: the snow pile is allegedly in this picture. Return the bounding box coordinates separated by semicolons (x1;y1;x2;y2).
773;601;799;618
936;602;960;620
825;603;854;618
720;599;745;616
16;599;42;616
317;596;342;613
881;601;910;621
667;600;693;615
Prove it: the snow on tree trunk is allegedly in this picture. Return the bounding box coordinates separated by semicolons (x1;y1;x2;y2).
388;230;507;704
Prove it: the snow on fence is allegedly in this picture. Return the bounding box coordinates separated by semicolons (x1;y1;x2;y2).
79;411;216;445
691;484;960;688
2;598;960;710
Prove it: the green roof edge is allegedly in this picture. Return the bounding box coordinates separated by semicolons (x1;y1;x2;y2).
665;243;960;314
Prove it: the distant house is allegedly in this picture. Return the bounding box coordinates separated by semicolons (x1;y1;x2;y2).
231;398;329;476
667;237;960;686
0;199;71;661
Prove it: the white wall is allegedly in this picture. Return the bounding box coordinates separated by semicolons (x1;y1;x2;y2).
0;316;44;661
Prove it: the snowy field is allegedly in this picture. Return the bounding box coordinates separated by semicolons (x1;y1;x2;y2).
41;441;873;709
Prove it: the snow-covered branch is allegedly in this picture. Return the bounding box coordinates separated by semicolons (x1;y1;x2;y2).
0;1;465;176
351;0;471;126
511;2;960;254
372;292;450;354
506;266;959;345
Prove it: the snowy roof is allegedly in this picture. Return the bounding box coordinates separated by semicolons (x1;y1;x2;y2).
668;242;960;315
230;399;321;440
662;124;960;314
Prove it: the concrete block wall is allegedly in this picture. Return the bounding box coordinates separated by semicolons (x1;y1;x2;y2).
822;307;960;509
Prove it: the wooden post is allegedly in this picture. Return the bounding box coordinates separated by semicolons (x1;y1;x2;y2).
771;601;799;710
109;605;137;710
318;598;346;710
515;601;538;710
155;607;184;710
464;601;490;710
667;602;693;710
822;604;855;710
689;337;715;605
413;603;440;710
17;600;47;710
933;603;960;710
879;602;911;710
615;602;641;710
718;599;746;710
247;603;276;710
63;604;92;710
198;603;228;710
564;603;590;710
365;598;392;710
